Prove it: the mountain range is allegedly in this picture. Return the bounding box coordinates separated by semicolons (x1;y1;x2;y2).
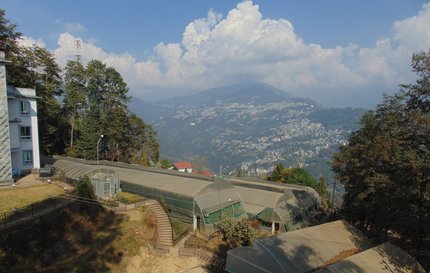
129;82;365;180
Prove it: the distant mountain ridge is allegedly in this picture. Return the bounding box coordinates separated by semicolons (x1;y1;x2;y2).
129;82;365;179
160;82;291;106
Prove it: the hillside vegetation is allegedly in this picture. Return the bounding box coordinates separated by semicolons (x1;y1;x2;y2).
333;51;430;270
0;203;155;273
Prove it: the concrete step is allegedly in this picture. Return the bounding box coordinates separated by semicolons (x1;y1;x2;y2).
157;239;173;243
179;247;196;257
158;237;172;241
155;246;170;253
158;234;172;238
158;236;172;240
158;227;172;230
158;228;172;231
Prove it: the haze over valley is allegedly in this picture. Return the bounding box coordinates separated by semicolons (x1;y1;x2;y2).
129;82;365;179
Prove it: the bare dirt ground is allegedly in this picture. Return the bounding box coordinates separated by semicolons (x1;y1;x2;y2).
110;208;209;273
125;246;208;273
119;209;209;273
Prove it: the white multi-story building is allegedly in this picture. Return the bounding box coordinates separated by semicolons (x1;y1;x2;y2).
7;86;40;175
0;51;40;185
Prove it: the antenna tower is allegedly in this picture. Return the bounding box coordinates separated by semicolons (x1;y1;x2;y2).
74;39;82;63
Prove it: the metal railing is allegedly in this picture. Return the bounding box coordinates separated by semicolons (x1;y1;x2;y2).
0;194;70;230
0;194;104;230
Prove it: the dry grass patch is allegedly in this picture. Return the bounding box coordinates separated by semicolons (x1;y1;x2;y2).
0;184;64;214
108;207;156;273
116;192;144;204
0;203;157;273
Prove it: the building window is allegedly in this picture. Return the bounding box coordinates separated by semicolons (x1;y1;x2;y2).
20;100;30;116
23;150;33;165
20;126;31;140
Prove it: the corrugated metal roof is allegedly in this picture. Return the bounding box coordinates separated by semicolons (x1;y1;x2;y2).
226;220;372;273
236;186;286;208
54;159;212;198
53;159;247;213
315;242;425;273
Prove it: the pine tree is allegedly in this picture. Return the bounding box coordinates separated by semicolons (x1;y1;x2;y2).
315;176;330;209
63;60;86;154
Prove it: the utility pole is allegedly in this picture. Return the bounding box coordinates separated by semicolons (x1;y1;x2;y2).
97;134;104;168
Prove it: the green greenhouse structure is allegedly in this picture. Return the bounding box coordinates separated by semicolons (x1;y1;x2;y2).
53;157;320;235
235;186;316;233
53;158;246;234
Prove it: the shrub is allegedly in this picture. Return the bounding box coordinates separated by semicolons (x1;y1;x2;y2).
216;217;257;248
76;175;96;199
116;192;144;204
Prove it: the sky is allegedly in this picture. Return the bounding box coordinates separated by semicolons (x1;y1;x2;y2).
2;0;430;108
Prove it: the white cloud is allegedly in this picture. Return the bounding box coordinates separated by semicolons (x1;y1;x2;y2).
18;36;46;48
393;2;430;50
64;22;86;34
51;1;430;107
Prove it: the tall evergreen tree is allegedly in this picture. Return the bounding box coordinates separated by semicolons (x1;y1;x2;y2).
315;176;330;209
0;10;65;155
63;60;86;154
64;59;159;163
332;51;430;250
31;46;64;155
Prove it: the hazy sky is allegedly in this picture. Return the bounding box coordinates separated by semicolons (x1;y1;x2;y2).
2;0;430;108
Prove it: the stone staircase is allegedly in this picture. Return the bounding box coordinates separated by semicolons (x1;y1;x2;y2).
146;200;173;252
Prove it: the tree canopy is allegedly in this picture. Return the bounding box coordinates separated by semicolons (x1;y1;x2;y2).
216;217;257;248
0;9;65;155
268;163;318;188
0;9;160;165
332;51;430;251
63;60;160;164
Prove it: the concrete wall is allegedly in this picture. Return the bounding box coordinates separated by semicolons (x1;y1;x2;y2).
0;51;13;184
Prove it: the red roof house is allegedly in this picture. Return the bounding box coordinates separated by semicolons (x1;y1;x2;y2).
199;170;213;177
172;162;193;173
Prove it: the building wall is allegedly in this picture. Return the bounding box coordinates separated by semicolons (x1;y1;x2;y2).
0;52;13;184
177;168;192;173
7;87;40;174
